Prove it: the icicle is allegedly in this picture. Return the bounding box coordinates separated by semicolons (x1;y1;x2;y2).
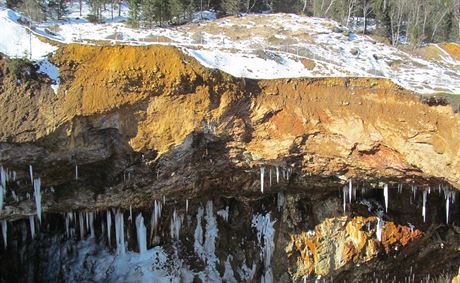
89;212;95;238
422;190;427;222
269;168;272;187
170;209;182;241
29;215;35;239
129;205;133;222
217;206;230;222
79;212;85;239
115;210;125;255
446;192;451;224
135;213;147;254
276;167;279;183
384;184;389;213
277;192;285;212
186;199;189;214
0;184;4;211
342;186;348;212
348;179;352;203
163;195;166;205
0;166;6;191
107;210;112;246
84;212;89;230
260;166;266;193
65;213;70;237
33;178;42;222
29;165;33;185
12;171;16;181
11;191;18;202
376;217;383;242
1;220;6;249
75;165;78;180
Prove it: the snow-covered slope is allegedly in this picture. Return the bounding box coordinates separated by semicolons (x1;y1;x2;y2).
0;9;56;59
1;6;460;94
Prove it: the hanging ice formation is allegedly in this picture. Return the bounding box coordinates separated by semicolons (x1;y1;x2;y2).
107;210;112;246
0;167;6;186
269;168;272;187
65;213;70;237
89;212;95;238
276;167;279;183
29;165;33;185
115;210;126;255
445;190;452;224
342;186;348;212
150;200;162;242
204;201;218;265
348;179;352;203
422;190;427;222
79;212;85;239
252;213;276;283
376;217;384;242
217;206;230;222
129;205;133;222
194;206;205;260
0;184;4;211
194;201;219;267
33;178;42;222
170;209;182;240
0;167;6;208
75;165;78;180
260;166;265;193
29;215;35;239
135;213;147;254
384;184;389;213
398;184;403;194
277;192;285;212
1;220;6;249
186;199;189;214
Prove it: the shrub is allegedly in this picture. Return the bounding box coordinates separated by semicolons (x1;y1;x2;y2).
8;57;35;80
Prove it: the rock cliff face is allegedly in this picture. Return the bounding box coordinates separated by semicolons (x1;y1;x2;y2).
0;45;459;282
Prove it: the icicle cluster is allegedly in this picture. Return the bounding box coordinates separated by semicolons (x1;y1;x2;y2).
194;201;219;267
252;213;276;283
150;199;162;243
342;179;356;212
170;209;182;241
259;165;293;193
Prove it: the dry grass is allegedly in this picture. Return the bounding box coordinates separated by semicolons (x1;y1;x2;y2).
441;42;460;61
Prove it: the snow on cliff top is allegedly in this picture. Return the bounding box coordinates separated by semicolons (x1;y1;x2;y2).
0;9;57;59
1;6;459;95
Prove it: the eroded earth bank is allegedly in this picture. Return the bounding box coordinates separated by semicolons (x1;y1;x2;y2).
0;45;459;282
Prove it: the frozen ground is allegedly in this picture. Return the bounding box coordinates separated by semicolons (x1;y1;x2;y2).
0;5;459;94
